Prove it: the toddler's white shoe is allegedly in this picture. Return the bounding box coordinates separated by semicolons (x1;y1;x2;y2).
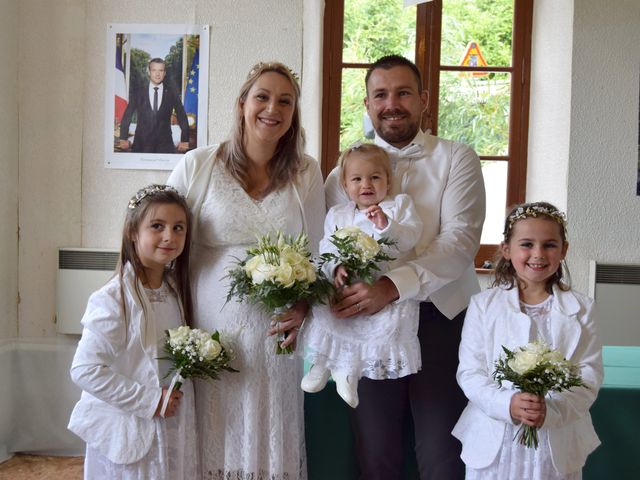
301;365;331;393
333;371;359;409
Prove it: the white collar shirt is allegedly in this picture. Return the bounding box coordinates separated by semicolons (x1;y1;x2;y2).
148;82;164;110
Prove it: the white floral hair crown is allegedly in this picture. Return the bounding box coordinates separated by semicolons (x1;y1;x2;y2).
248;62;300;83
504;203;567;237
128;184;183;210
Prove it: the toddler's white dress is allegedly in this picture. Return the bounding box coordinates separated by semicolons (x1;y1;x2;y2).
301;194;423;379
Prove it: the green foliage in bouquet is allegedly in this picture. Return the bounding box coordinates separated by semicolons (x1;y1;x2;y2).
493;340;587;448
320;226;396;285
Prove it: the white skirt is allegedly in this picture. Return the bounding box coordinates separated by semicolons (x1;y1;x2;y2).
465;424;581;480
300;300;421;379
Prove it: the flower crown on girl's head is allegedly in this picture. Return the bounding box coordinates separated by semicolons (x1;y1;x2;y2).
128;184;183;209
504;203;567;238
247;62;300;83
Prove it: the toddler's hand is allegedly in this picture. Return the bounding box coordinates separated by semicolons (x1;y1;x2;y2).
366;205;388;230
334;265;349;289
155;387;183;418
510;392;546;427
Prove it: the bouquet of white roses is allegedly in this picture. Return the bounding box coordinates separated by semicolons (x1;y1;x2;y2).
159;326;237;416
226;232;333;354
493;340;587;448
320;225;396;285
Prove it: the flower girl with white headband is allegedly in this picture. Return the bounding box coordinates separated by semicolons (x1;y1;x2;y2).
453;201;603;479
299;142;423;408
68;184;198;479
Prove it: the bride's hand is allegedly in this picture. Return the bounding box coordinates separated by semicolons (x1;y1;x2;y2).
267;301;308;350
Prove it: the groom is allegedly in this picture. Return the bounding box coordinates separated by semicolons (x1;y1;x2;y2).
325;54;486;479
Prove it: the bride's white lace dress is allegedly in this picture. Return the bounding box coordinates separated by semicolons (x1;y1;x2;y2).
186;159;323;480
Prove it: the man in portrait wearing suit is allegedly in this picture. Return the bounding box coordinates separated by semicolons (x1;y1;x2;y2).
119;58;190;154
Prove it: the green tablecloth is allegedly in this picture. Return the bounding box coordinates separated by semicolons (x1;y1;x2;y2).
584;346;640;480
304;346;640;479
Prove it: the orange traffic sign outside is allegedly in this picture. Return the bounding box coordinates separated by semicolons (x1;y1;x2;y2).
460;41;489;77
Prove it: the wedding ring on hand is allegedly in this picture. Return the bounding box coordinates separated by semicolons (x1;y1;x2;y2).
355;303;361;312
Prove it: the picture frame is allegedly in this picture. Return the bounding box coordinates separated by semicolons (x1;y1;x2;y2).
104;23;209;170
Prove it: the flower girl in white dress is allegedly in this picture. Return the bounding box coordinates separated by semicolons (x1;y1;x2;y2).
300;143;423;408
68;185;198;479
453;202;603;479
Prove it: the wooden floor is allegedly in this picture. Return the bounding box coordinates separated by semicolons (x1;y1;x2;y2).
0;454;83;480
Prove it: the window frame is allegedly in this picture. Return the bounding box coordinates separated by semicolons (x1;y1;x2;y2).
321;0;534;268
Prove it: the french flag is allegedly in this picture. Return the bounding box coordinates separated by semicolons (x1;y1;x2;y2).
114;35;128;123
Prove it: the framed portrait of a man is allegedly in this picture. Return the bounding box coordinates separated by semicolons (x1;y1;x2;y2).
104;23;209;170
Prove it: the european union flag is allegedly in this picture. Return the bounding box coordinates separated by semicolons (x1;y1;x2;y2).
184;49;199;126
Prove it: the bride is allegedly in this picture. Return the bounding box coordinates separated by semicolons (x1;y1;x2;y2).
168;61;325;479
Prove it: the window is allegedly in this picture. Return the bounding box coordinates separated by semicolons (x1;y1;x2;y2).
321;0;533;267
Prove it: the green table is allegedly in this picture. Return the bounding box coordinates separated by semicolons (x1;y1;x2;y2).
305;346;640;479
584;346;640;480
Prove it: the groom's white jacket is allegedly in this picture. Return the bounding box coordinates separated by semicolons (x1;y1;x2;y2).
68;262;164;464
452;285;603;475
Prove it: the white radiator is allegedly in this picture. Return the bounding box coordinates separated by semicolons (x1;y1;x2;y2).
588;261;640;346
56;248;119;334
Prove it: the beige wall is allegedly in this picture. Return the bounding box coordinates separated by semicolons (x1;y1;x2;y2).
565;0;640;295
17;0;85;337
527;0;574;211
0;0;19;339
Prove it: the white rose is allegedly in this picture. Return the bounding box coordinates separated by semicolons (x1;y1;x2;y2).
543;349;564;363
334;226;361;239
525;340;549;357
245;255;277;284
280;248;305;268
291;263;310;282
199;338;222;360
508;349;542;375
244;255;263;276
355;232;381;262
275;262;295;287
168;325;191;347
304;262;317;283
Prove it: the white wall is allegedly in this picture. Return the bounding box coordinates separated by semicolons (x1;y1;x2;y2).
0;0;19;340
527;0;574;211
18;0;85;337
565;0;640;295
527;0;640;298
